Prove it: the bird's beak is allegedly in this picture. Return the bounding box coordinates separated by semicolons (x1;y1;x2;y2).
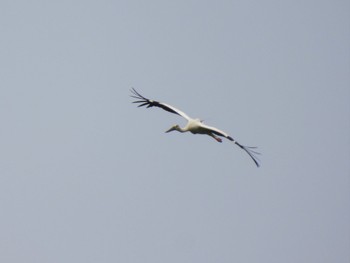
165;126;175;133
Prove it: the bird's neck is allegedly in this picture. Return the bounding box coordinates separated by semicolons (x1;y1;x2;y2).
176;126;187;133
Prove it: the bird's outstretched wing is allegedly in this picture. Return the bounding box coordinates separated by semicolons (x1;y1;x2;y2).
130;88;191;121
131;88;260;167
200;123;261;167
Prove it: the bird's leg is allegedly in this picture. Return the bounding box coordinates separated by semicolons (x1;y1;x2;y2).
209;133;222;143
215;137;222;143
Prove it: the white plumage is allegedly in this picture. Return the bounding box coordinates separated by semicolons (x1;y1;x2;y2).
131;88;260;167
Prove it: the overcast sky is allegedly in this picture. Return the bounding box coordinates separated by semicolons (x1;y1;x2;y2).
0;0;349;262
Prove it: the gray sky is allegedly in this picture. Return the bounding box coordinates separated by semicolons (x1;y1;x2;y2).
1;0;349;262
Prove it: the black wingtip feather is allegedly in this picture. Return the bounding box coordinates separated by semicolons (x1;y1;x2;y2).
235;142;261;167
130;88;153;108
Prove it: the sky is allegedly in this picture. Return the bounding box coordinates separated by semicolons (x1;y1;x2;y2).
0;0;349;262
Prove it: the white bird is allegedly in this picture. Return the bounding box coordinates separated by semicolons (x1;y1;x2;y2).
131;88;260;167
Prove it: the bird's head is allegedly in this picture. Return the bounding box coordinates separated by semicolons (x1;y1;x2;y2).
165;124;180;133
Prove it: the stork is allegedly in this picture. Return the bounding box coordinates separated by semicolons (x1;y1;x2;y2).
131;88;260;167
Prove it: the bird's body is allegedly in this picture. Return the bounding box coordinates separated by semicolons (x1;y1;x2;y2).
131;88;260;167
185;119;208;134
165;119;227;143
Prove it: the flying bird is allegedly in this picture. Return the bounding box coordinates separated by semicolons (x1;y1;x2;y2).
131;88;260;167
